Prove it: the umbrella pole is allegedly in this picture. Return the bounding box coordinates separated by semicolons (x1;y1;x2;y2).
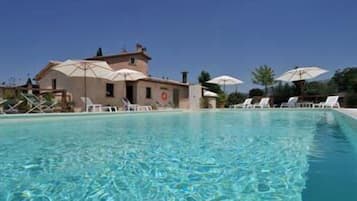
223;80;226;93
123;74;126;99
300;81;305;97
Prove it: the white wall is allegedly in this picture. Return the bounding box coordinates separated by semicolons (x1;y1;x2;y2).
189;84;202;110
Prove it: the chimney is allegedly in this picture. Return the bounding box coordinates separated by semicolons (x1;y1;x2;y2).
181;71;188;83
136;43;144;52
96;47;103;56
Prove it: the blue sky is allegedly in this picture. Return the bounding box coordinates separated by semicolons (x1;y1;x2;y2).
0;0;356;92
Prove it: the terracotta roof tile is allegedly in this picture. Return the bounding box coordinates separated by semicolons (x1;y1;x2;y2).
86;51;151;60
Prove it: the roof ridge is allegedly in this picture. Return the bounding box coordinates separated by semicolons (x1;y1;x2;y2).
86;51;151;60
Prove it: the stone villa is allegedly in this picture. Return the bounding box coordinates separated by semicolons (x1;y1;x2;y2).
35;44;190;111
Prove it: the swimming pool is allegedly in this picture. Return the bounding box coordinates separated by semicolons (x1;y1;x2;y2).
0;110;356;200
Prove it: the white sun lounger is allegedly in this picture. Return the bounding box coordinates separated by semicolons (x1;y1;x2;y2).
81;97;117;112
231;98;253;108
0;99;7;114
22;93;58;113
313;96;340;108
122;97;152;111
4;100;24;113
21;93;49;113
0;99;6;105
280;97;298;108
253;97;270;108
43;99;58;112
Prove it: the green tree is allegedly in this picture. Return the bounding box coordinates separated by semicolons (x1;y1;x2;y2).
252;65;275;95
331;67;357;108
331;67;357;92
198;70;222;94
305;81;337;96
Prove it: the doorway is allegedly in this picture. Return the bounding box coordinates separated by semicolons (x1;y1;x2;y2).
126;85;134;103
173;88;179;108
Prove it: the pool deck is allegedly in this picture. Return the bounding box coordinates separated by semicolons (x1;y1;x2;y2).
0;109;185;120
336;108;357;119
1;108;357;120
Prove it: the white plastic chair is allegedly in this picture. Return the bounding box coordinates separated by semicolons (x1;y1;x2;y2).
253;97;270;108
121;98;138;111
280;97;298;108
122;97;152;111
81;97;117;112
232;98;253;108
313;96;340;108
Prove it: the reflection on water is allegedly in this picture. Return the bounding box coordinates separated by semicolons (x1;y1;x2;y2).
303;112;357;201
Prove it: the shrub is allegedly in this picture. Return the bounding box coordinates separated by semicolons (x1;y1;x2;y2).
226;92;247;106
345;91;357;108
3;89;16;99
305;81;337;96
216;93;226;108
249;88;264;97
42;93;54;102
272;82;297;105
200;98;209;108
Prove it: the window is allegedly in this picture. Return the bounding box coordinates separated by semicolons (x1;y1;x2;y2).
129;57;136;65
52;79;56;89
145;87;152;99
106;83;114;97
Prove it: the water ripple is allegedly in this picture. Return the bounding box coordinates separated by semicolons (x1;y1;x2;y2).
0;111;333;200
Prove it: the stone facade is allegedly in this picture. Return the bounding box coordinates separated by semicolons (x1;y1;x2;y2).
36;44;189;111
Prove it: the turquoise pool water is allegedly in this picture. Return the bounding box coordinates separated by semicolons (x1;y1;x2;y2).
0;110;356;201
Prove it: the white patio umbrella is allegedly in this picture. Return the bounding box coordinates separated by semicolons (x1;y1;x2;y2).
275;66;328;95
203;90;218;97
275;67;328;82
105;68;146;98
207;75;243;92
52;59;113;109
106;68;146;81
